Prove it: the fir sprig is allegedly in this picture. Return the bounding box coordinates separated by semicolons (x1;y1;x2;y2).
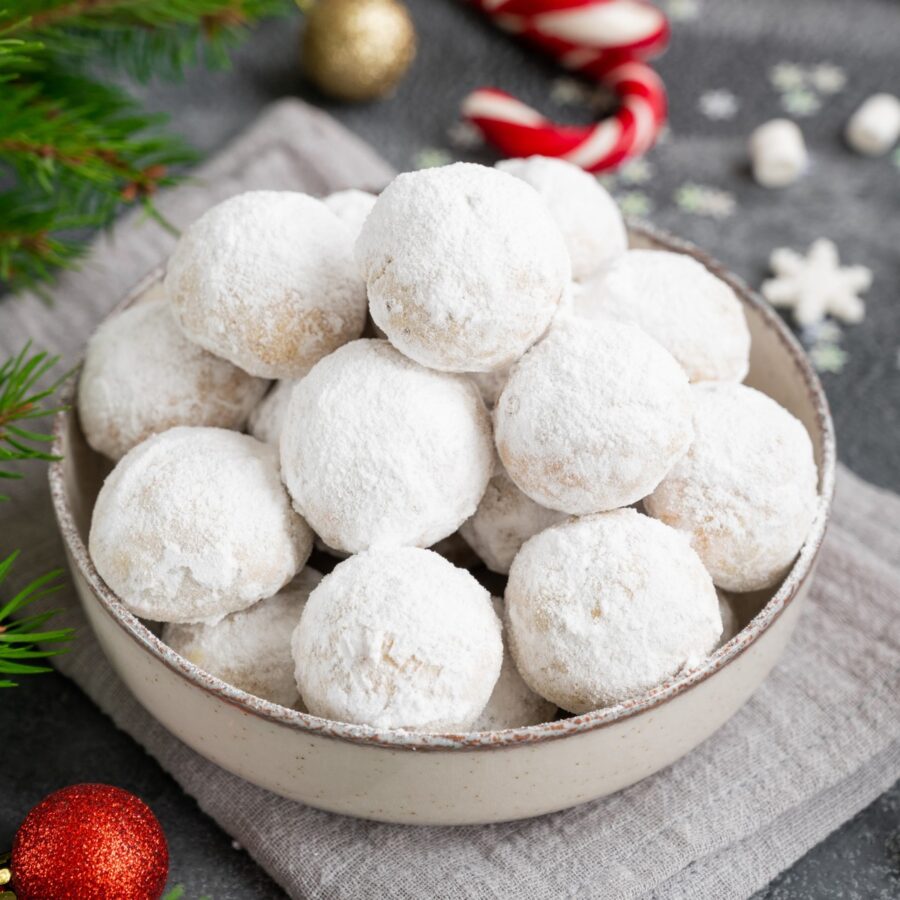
0;0;293;293
0;550;71;687
0;343;74;686
0;342;69;498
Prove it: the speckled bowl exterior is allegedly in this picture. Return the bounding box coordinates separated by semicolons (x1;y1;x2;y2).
49;224;835;825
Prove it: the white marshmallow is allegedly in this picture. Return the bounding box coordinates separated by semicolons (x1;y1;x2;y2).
749;119;808;188
846;93;900;156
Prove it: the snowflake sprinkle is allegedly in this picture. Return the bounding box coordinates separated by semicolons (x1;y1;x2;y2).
665;0;701;21
412;147;453;169
698;89;739;121
550;77;592;106
800;319;843;347
446;120;483;150
810;63;847;95
615;190;653;218
770;63;807;93
617;158;655;185
781;89;822;117
762;239;872;326
674;182;735;219
809;343;849;375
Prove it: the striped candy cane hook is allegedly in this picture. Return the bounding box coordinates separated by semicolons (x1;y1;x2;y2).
462;0;669;172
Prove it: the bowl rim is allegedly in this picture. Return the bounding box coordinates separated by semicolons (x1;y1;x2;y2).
48;221;836;753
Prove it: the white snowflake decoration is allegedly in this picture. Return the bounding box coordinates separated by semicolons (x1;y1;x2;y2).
762;239;872;326
674;182;735;219
698;89;739;121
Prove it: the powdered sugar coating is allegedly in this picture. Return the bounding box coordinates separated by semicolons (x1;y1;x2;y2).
506;509;722;712
323;189;377;239
645;382;818;592
292;547;503;731
166;191;366;378
281;340;494;553
78;284;268;460
460;465;567;574
163;567;323;707
248;379;300;446
89;427;313;623
357;163;570;373
496;317;694;514
497;156;627;281
574;250;751;382
470;598;558;731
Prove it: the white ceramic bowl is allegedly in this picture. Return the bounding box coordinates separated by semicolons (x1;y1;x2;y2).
50;224;835;825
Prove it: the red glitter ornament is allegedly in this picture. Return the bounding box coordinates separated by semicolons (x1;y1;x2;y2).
10;783;169;900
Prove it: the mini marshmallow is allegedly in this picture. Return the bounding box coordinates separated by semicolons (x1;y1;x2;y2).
846;93;900;156
749;119;808;188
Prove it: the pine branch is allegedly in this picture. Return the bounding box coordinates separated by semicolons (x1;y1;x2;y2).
0;0;294;293
1;2;292;78
1;64;195;200
0;551;73;687
0;346;74;686
0;342;71;499
0;189;94;293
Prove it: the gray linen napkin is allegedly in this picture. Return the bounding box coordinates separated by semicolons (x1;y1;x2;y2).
1;99;898;900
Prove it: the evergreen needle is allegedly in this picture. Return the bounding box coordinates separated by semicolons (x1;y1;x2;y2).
0;346;74;686
0;1;294;293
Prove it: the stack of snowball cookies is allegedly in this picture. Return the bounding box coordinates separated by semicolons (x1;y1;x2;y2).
82;158;819;733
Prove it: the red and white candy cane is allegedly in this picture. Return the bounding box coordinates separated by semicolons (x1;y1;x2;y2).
461;0;669;172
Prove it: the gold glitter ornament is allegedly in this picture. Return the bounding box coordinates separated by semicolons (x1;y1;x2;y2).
301;0;416;102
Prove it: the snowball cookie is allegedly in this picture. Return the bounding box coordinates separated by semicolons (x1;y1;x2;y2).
496;317;694;515
497;156;627;281
163;567;322;707
90;427;313;623
166;191;366;378
645;382;818;592
78;284;268;460
281;339;494;553
357;162;570;373
292;547;503;731
323;188;377;239
247;379;299;446
470;598;557;731
506;509;722;712
574;250;751;383
460;466;566;575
